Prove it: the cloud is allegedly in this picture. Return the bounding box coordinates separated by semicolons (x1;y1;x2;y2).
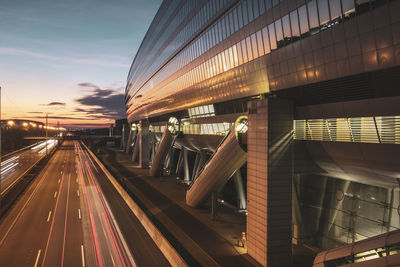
75;83;126;120
48;102;66;106
0;46;130;68
77;82;100;90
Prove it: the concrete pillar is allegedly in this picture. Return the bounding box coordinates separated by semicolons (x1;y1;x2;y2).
132;131;140;162
175;148;184;176
121;122;130;150
233;170;246;211
183;147;190;184
125;128;134;154
247;98;293;267
139;120;151;168
150;124;175;177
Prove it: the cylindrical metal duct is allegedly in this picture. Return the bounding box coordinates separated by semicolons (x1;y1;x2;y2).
186;116;248;208
149;117;178;176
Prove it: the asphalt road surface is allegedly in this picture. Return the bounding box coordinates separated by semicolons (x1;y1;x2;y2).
1;140;57;195
0;140;169;267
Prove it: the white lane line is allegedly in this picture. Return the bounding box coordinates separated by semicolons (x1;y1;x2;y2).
77;190;80;197
54;191;57;198
78;209;81;219
81;245;85;267
34;249;41;267
47;211;52;222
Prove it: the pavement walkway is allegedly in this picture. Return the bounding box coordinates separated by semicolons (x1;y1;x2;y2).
94;146;260;267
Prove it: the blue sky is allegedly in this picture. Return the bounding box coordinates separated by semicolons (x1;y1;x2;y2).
0;0;161;127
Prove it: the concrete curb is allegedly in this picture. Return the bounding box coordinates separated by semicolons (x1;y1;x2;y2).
83;143;188;267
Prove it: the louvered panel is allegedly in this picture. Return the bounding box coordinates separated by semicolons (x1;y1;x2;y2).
294;116;400;144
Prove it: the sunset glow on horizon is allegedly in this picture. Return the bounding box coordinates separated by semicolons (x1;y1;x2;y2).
0;0;162;128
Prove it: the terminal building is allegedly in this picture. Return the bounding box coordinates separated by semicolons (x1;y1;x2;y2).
124;0;400;266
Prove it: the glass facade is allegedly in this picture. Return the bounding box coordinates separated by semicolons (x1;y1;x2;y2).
126;0;397;121
296;174;400;249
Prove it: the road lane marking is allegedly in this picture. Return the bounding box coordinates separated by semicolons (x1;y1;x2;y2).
78;209;81;219
61;174;71;267
58;179;60;184
81;245;85;267
77;190;80;197
47;211;52;222
34;249;41;267
54;191;57;198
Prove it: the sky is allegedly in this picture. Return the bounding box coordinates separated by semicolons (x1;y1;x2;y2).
0;0;161;128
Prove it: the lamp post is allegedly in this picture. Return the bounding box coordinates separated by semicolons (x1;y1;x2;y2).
45;113;48;156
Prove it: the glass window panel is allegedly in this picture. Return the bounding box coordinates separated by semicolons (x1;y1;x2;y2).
251;33;259;58
290;10;300;40
233;8;239;32
231;45;239;67
225;49;231;70
298;5;310;37
241;39;249;63
265;0;272;10
221;20;227;40
273;0;279;7
275;19;284;48
248;0;254;21
237;42;244;65
246;36;254;61
221;51;227;71
355;0;370;14
282;15;292;43
262;27;271;54
242;1;249;25
342;0;356;19
208;124;213;133
213;124;219;133
259;0;266;14
318;0;331;27
307;0;320;35
199;106;204;114
256;30;264;56
228;12;234;35
238;4;244;28
329;0;343;21
268;23;277;50
253;0;260;18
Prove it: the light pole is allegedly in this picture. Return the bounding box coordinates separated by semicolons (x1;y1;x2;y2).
45;113;48;156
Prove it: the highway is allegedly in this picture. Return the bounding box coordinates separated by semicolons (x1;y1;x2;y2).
0;140;168;267
1;140;57;195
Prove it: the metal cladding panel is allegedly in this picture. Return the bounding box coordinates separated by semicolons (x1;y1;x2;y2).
126;61;269;122
126;0;400;122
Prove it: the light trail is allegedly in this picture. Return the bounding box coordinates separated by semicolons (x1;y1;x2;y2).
74;141;135;267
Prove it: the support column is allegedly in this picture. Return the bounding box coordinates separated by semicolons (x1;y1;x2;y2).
139;120;151;168
150;124;175;177
247;98;293;267
132;131;140;162
233;170;246;211
125;127;134;154
183;147;190;184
